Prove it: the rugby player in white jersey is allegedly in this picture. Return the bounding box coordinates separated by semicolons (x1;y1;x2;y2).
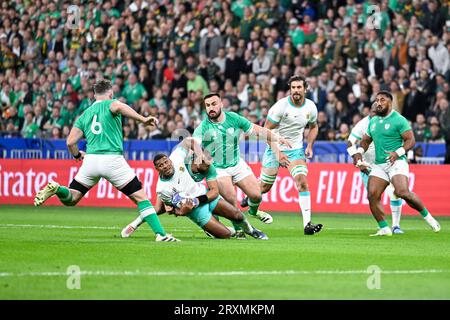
242;75;323;235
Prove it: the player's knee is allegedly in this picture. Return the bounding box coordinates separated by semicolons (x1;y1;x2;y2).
232;209;244;222
248;193;262;203
367;190;380;203
260;182;273;194
294;176;308;192
394;189;410;200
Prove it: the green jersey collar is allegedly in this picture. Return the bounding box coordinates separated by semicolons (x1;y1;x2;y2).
380;110;396;120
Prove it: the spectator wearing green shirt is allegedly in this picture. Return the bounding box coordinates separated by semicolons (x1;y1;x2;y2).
43;107;65;133
288;18;305;49
231;0;253;19
121;74;148;106
21;111;39;138
61;101;78;127
186;68;209;97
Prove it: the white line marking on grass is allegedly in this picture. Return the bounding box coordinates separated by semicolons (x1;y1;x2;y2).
0;224;433;232
0;224;195;231
0;269;447;278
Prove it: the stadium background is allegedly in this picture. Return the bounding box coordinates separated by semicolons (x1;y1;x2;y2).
1;0;450;301
0;0;449;214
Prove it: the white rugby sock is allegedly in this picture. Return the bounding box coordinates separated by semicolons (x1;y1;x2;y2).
298;191;311;228
130;215;144;229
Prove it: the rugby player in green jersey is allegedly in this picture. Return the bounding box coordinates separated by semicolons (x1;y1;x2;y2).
34;79;179;242
192;93;291;237
353;91;440;236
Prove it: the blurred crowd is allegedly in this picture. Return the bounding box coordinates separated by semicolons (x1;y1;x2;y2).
0;0;449;151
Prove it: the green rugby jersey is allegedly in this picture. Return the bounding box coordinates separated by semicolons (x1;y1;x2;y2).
192;111;253;169
366;110;411;164
74;99;123;154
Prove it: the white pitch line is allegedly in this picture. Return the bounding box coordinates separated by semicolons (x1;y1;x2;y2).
0;224;195;231
0;224;433;232
0;269;447;278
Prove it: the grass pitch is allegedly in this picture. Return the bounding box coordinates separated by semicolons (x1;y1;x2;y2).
0;205;449;300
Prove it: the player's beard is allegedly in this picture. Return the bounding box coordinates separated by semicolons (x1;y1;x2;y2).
208;108;222;120
292;93;302;104
376;104;389;117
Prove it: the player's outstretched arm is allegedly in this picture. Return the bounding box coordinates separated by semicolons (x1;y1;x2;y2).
110;101;158;126
179;137;204;159
66;127;85;161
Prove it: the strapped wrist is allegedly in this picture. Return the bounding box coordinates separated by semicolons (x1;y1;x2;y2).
73;152;82;159
395;147;406;157
347;145;358;156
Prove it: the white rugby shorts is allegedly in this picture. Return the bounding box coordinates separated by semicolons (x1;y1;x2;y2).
216;158;253;184
369;160;409;182
74;154;136;188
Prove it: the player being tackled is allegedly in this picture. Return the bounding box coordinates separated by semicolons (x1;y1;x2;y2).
121;139;268;240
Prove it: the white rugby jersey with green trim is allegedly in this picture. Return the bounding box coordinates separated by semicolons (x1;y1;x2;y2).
366;110;411;164
349;115;375;164
156;147;207;205
266;96;317;151
192;111;253;169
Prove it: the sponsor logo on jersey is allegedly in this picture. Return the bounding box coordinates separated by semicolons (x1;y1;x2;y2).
306;112;311;120
227;127;235;134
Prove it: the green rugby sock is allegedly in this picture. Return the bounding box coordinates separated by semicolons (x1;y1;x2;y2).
419;208;429;218
138;200;166;236
56;186;72;203
248;198;261;216
377;220;389;229
232;221;243;232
